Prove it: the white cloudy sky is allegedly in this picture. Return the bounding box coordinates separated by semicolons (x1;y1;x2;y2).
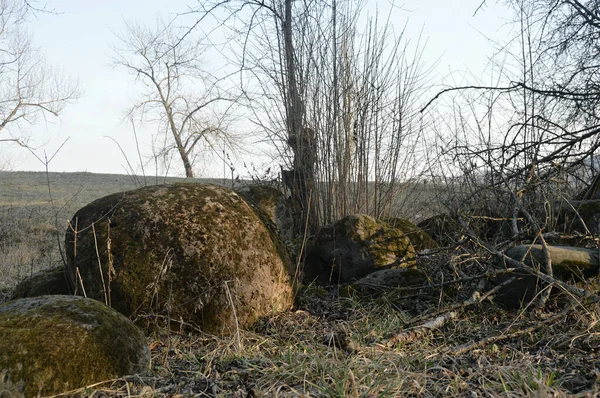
2;0;512;177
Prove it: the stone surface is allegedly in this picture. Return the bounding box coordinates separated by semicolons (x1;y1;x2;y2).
492;244;600;308
236;184;296;244
418;213;514;246
0;295;149;397
65;183;294;334
10;266;71;299
303;214;416;284
556;199;600;234
386;218;438;251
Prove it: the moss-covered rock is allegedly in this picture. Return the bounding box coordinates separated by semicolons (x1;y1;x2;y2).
0;295;149;397
386;218;438;251
303;214;416;284
236;184;296;245
10;266;71;299
492;244;600;308
65;183;294;334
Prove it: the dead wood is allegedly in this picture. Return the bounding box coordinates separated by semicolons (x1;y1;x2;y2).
456;216;600;304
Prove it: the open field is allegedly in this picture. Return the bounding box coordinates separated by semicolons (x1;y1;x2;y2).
0;171;599;397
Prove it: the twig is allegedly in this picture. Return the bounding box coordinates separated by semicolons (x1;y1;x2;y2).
405;275;517;327
224;280;242;352
384;276;518;348
91;223;109;306
452;304;576;355
384;311;457;347
357;267;519;294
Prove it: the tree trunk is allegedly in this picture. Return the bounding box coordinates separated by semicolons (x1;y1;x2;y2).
282;0;317;235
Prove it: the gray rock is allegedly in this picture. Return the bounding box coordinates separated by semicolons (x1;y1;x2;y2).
355;268;428;290
492;244;600;308
10;266;71;299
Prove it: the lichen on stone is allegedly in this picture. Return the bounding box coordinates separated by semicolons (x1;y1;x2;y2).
65;183;295;334
0;295;149;397
304;214;417;284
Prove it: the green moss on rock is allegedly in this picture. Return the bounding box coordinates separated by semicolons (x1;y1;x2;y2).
65;183;294;334
386;218;439;251
236;184;297;247
304;214;416;284
0;295;149;397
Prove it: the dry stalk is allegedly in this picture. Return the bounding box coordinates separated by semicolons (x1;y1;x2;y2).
148;248;173;313
106;220;114;308
75;267;87;298
224;280;242;352
91;222;109;306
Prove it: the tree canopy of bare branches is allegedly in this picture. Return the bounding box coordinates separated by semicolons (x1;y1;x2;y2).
419;0;600;228
0;0;79;149
113;18;240;178
195;0;431;233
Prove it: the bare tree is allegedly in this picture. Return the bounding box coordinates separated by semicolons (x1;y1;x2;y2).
415;0;600;246
0;0;79;148
113;18;239;178
196;0;430;234
428;0;600;195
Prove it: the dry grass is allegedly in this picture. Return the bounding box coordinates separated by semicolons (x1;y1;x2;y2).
2;171;599;397
47;252;600;397
0;206;63;296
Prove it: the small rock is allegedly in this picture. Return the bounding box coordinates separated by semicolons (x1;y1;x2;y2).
10;266;71;299
355;268;428;290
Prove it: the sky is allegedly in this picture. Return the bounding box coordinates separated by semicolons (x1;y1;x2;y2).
2;0;513;178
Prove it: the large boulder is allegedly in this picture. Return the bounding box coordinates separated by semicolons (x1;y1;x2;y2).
492;244;600;308
0;295;149;397
303;214;416;284
65;183;294;334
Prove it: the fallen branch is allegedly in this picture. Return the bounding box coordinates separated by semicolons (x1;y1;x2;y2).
456;216;600;304
452;304;576;355
385;277;517;347
384;311;457;347
357;267;519;295
405;275;517;327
